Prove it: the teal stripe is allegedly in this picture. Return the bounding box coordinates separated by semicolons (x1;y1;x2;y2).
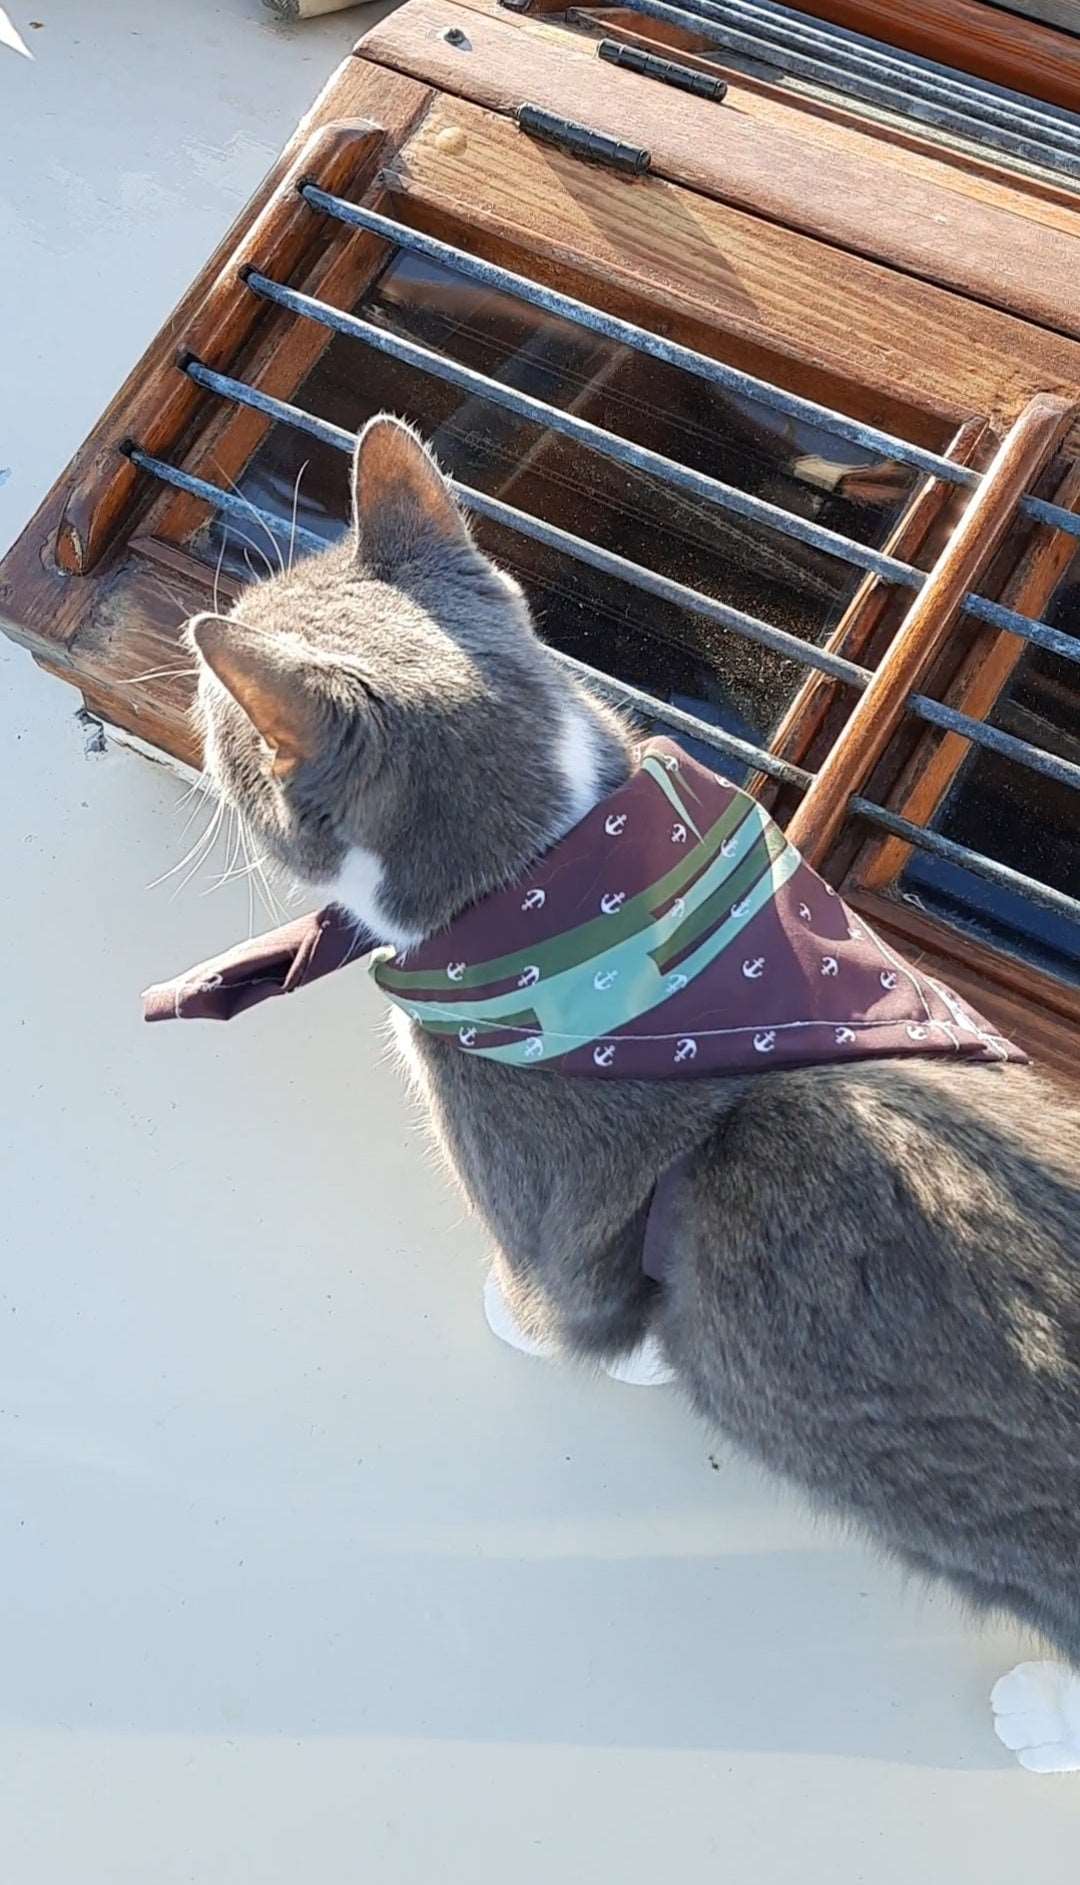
380;825;803;1065
378;776;752;995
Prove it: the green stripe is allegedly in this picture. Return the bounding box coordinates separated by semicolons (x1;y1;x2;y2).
438;839;804;1067
650;822;789;975
378;784;756;995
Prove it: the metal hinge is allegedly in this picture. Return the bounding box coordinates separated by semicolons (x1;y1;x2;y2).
515;104;651;175
596;38;728;101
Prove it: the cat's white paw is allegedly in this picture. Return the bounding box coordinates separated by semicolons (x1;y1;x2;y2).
991;1661;1080;1773
483;1268;559;1361
602;1331;676;1387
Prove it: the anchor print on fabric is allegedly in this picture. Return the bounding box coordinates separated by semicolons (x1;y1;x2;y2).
600;891;626;916
604;813;627;837
521;888;546;913
742;957;766;980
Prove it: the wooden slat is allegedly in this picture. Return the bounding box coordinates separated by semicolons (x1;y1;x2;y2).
570;10;1080;220
753;417;988;801
55;119;386;578
784;392;1076;866
789;0;1080;115
855;453;1080;887
0;57;431;670
389;94;1080;448
358;0;1080;342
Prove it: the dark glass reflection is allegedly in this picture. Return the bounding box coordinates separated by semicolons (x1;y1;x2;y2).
206;250;921;760
901;558;1080;980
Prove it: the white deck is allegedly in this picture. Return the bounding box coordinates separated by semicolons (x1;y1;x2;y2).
1;2;1077;1877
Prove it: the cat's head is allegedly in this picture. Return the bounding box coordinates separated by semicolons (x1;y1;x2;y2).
187;416;628;945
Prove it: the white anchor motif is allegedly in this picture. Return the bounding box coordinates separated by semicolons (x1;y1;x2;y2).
825;884;838;898
668;896;687;924
593;1043;616;1068
721;836;740;859
521;888;546;912
660;754;680;773
730;898;752;920
523;1037;544;1061
604;813;627;837
879;970;898;991
742;957;765;980
906;1024;928;1041
820;955;839;977
753;1030;777;1054
600;891;626;916
798;903;812;922
446;961;467;983
458;1025;477;1048
666;971;689;994
517;965;541;989
593;968;619;992
848;924;863;943
673;1038;698;1063
835;1026;857;1045
671;822;688;845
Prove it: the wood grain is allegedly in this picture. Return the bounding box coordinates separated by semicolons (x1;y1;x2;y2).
390;95;1080;448
790;0;1080;115
753;418;988;804
0;56;431;671
854;454;1080;888
784;393;1076;866
360;0;1080;341
55;119;386;578
570;9;1080;221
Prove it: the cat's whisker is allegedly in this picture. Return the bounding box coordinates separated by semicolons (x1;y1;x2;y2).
146;795;223;891
215;461;285;579
111;665;201;686
287;459;309;574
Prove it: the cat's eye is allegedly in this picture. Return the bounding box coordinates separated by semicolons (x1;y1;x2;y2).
3;0;1079;1074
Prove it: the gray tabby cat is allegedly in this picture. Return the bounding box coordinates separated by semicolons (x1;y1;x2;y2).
188;416;1080;1771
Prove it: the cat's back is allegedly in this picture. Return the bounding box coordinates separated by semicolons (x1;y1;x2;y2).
663;1057;1080;1529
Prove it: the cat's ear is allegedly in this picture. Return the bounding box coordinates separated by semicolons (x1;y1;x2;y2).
352;415;472;575
188;614;322;781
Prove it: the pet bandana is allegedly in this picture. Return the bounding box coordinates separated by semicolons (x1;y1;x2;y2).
144;738;1021;1077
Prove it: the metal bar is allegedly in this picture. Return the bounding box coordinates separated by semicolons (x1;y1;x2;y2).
786;393;1074;865
242;270;1080;666
701;0;1080;142
730;0;1080;132
621;0;1080;178
684;0;1080;152
298;187;1080;546
847;797;1080;926
181;358;1080;797
123;445;1080;927
243;270;924;590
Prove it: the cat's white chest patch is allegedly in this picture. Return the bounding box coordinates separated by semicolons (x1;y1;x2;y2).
326;846;423;953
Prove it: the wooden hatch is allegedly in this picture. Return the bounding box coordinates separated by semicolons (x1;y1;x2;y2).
1;0;1079;1077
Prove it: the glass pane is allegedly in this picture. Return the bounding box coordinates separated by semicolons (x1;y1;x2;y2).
204;247;924;769
900;556;1080;981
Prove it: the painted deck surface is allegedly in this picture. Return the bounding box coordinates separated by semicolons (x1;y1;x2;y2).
1;3;1078;1877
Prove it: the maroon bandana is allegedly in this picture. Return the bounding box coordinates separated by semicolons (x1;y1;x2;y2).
144;738;1022;1076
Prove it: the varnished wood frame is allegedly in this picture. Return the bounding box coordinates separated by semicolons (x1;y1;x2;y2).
1;4;1078;1069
